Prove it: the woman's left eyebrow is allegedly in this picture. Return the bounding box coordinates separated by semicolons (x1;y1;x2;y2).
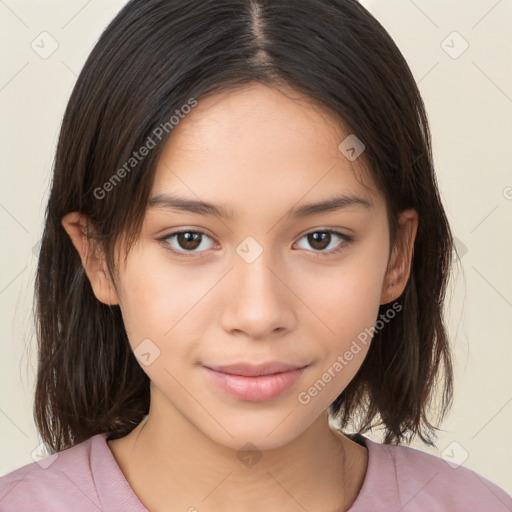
148;193;372;220
287;194;373;218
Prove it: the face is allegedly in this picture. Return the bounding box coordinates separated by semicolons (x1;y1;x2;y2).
66;83;416;451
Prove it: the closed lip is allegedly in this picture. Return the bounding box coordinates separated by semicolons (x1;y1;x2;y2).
204;362;309;377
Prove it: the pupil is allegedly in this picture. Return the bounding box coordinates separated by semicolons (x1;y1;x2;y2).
179;232;201;250
309;232;330;250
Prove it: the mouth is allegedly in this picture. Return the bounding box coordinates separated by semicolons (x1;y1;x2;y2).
202;362;309;402
205;361;308;377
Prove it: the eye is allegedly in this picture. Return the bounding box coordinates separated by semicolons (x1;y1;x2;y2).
159;229;216;257
295;229;352;256
159;228;352;259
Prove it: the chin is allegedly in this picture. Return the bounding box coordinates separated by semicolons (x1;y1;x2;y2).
196;408;315;453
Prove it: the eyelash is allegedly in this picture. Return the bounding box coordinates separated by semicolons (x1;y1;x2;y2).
158;228;353;259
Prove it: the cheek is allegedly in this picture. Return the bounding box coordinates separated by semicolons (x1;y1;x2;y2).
291;242;387;388
296;249;386;336
304;272;380;385
115;246;209;348
292;267;383;412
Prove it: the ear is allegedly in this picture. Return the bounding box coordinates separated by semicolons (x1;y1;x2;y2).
61;212;120;306
380;209;418;305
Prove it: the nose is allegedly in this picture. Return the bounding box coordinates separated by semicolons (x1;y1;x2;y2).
220;249;297;340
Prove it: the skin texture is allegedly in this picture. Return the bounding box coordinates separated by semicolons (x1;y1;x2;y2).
62;83;418;512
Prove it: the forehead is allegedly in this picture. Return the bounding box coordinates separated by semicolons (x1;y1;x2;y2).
150;83;383;220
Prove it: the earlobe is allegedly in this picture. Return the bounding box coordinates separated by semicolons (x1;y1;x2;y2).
61;212;120;306
380;209;418;305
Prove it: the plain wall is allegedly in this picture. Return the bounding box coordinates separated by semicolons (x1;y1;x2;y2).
1;0;511;493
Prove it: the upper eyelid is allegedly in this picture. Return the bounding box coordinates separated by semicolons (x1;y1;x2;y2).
162;227;348;239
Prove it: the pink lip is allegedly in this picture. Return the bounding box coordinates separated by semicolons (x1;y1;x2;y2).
207;361;307;376
203;364;308;402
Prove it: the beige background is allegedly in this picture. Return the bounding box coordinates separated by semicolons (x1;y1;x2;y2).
1;0;511;494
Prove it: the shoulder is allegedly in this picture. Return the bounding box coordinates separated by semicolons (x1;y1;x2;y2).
0;434;126;512
349;434;512;512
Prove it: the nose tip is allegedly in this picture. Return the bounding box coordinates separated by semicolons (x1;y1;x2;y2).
220;253;296;339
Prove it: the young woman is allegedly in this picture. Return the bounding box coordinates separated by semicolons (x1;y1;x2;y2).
1;0;511;511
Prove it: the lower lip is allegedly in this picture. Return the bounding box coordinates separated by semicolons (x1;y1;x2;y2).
203;366;307;402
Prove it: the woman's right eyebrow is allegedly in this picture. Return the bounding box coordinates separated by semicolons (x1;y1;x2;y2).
148;192;373;221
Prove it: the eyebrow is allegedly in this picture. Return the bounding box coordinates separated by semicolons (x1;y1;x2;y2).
148;193;372;220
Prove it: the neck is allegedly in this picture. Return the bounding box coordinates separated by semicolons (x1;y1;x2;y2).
108;387;367;512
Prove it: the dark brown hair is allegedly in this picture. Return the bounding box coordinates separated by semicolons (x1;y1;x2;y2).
34;0;455;452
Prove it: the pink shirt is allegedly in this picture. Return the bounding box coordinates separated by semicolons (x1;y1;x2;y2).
1;432;511;511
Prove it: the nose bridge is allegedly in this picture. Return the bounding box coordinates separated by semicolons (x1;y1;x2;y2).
235;243;283;308
220;238;294;338
236;248;279;298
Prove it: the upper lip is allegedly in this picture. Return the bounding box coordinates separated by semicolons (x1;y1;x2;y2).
205;362;309;377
